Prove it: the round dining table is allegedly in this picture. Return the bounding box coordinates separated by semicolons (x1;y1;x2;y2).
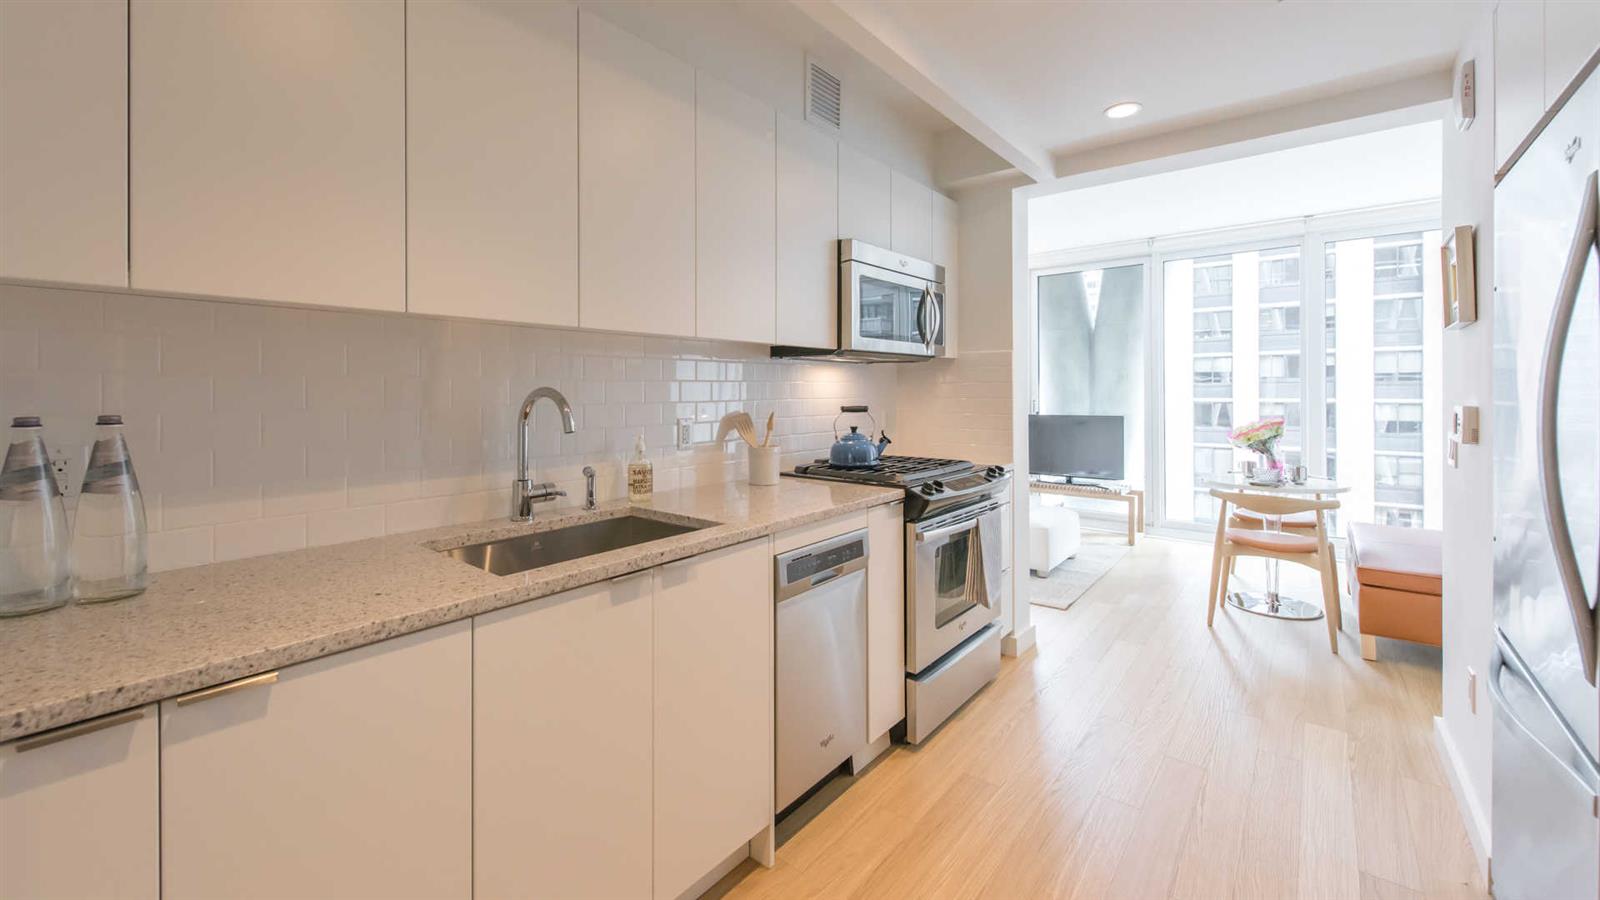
1205;473;1350;621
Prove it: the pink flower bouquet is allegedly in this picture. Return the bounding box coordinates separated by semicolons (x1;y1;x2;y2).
1229;416;1286;480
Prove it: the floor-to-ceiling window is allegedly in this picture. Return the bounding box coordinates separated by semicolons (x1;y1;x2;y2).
1033;205;1442;534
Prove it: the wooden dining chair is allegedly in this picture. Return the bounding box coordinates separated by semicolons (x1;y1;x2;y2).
1207;489;1343;653
1225;507;1339;596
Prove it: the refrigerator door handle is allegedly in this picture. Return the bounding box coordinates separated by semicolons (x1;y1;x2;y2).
1537;168;1600;686
1492;628;1600;791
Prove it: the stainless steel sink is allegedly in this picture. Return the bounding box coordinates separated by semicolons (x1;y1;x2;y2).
444;515;707;576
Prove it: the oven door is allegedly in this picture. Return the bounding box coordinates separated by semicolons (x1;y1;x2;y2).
842;260;939;357
907;502;1003;673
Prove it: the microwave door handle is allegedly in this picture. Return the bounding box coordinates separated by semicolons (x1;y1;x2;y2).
1490;628;1600;789
1537;168;1600;686
916;287;933;349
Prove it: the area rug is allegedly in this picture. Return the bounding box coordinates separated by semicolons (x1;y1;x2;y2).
1028;531;1134;610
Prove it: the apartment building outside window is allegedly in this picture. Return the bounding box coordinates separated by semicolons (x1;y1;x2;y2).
1156;218;1442;531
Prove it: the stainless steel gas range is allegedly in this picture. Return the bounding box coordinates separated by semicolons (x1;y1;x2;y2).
788;456;1012;743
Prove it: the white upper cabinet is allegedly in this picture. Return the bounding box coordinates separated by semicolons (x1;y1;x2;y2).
0;706;159;900
890;171;934;262
474;575;653;900
407;0;578;326
776;115;839;349
0;0;127;287
160;622;471;900
696;72;777;344
654;541;773;900
838;143;893;248
1546;0;1600;107
1495;0;1547;171
866;502;906;742
578;11;696;337
130;0;405;311
933;190;959;357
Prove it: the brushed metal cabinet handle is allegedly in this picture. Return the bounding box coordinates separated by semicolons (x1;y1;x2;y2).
173;671;280;707
15;709;146;753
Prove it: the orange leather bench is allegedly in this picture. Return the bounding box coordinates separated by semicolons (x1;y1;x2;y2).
1346;522;1442;660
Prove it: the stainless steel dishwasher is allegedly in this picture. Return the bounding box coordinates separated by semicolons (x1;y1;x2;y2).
774;528;869;812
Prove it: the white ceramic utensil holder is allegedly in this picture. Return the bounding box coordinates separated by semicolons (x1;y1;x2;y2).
748;444;781;486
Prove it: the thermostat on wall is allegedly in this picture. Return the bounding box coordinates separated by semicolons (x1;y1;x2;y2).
1456;59;1476;132
1453;405;1480;444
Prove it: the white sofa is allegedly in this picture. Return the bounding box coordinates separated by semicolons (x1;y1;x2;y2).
1028;496;1082;576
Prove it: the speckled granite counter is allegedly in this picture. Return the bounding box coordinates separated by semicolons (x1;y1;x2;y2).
0;477;898;743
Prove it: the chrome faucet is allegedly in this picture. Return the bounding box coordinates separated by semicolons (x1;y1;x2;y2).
512;387;576;522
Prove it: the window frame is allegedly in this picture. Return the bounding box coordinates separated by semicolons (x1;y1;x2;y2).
1031;200;1441;539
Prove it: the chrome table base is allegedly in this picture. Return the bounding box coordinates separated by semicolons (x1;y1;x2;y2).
1226;590;1325;621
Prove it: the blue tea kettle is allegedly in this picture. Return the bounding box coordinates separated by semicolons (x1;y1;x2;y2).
830;406;891;468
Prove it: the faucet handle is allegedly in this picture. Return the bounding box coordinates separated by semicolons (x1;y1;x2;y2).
582;466;598;510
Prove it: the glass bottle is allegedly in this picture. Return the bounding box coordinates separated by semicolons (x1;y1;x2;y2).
72;415;148;603
0;416;72;616
628;434;654;502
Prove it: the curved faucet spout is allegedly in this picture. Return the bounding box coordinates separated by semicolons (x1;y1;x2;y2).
512;387;576;521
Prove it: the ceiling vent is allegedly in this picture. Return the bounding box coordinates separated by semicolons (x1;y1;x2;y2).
806;58;841;132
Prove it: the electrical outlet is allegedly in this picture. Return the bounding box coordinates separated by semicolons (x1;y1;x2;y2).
1467;667;1477;714
675;417;694;450
49;448;74;499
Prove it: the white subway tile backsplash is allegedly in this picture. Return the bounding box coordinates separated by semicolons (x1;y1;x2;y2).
2;283;899;573
307;505;386;547
214;514;308;562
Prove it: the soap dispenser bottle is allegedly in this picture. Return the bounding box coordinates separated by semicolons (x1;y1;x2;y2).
627;434;653;502
0;416;72;616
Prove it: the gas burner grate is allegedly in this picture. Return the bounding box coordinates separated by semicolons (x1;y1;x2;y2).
792;455;974;485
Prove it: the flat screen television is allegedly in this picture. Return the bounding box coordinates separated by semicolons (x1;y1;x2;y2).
1029;414;1124;482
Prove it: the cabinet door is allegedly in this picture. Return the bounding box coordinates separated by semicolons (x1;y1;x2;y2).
838;143;892;248
0;707;158;900
654;540;772;900
407;0;578;326
161;621;471;900
933;190;959;357
130;0;404;310
1496;0;1546;171
867;502;906;741
890;171;933;261
578;11;695;337
696;72;776;344
776;115;839;348
0;0;126;287
474;575;653;900
1546;0;1600;107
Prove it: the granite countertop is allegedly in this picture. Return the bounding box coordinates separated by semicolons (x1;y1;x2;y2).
0;477;899;743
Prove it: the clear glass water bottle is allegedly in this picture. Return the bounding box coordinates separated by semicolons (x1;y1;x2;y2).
0;416;72;616
73;415;148;603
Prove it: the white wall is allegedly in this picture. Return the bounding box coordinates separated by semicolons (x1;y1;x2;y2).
0;283;898;571
1031;122;1443;256
1437;6;1496;866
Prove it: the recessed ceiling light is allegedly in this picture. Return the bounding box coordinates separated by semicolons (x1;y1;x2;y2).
1104;101;1142;120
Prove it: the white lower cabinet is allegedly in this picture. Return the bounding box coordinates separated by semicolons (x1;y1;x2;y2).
0;706;159;900
867;502;906;741
160;621;472;900
653;540;774;899
474;572;654;900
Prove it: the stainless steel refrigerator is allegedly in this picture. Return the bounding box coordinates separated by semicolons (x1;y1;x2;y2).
1493;60;1600;900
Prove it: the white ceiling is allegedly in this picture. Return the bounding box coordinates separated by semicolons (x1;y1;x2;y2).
821;0;1483;178
1029;121;1442;255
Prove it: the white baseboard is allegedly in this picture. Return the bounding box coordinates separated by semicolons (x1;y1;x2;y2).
1433;715;1491;880
1002;624;1036;656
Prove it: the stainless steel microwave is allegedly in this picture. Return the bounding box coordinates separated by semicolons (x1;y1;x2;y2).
772;239;944;362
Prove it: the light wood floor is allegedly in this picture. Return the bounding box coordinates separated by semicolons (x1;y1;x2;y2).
719;535;1486;900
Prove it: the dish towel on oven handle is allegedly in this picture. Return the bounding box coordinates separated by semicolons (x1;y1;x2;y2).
965;506;1004;610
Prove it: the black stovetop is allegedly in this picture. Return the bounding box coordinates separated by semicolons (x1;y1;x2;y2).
789;455;974;486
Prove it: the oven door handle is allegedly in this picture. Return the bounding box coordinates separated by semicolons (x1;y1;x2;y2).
916;515;981;543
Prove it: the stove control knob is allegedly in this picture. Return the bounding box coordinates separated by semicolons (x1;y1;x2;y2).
931;480;946;492
919;483;939;496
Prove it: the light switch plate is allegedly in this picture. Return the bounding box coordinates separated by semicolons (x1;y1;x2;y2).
1467;667;1477;714
1452;405;1480;444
